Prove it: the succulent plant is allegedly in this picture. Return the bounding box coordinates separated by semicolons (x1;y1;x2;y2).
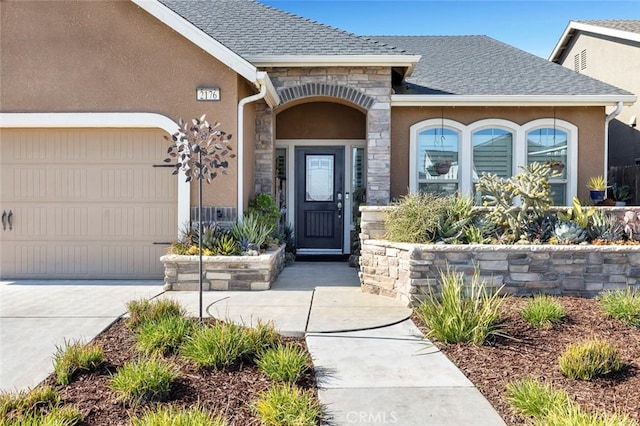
553;222;588;244
589;211;624;243
475;162;555;241
523;213;558;243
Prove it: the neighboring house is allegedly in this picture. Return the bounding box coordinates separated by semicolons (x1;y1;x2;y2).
550;20;640;167
0;0;635;279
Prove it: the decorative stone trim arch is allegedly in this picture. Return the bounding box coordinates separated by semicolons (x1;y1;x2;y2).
278;83;376;110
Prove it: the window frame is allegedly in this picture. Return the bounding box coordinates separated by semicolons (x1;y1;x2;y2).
409;117;578;205
409;118;466;195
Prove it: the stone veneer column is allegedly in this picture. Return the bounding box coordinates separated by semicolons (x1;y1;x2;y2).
261;66;392;205
254;100;275;194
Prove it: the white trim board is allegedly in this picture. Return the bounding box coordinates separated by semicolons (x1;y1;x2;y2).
392;94;636;107
550;21;640;62
0;112;189;238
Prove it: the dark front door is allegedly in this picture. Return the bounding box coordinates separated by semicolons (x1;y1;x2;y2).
295;147;344;253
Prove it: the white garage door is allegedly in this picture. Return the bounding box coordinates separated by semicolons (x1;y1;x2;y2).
0;128;177;279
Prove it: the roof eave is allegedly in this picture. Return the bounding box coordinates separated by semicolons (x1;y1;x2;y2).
131;0;279;107
550;21;640;62
391;94;637;107
246;54;421;76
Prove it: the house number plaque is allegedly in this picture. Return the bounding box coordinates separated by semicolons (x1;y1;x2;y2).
196;87;221;101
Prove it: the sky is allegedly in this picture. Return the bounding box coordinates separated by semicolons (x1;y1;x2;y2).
261;1;640;58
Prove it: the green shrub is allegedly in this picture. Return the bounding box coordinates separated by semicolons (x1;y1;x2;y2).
558;340;622;380
126;298;186;330
53;340;104;385
245;320;281;356
181;322;251;369
257;344;310;383
248;193;281;233
521;295;566;328
4;405;83;426
505;377;571;418
598;288;640;327
254;383;322;426
415;265;507;345
109;358;179;404
505;378;637;426
384;192;450;243
135;316;194;356
541;404;638;426
0;386;60;417
131;405;227;426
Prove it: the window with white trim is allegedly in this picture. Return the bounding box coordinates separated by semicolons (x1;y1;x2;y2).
416;126;460;196
527;127;568;205
409;118;577;205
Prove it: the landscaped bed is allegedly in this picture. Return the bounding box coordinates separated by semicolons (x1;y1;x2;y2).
0;300;319;426
413;295;640;424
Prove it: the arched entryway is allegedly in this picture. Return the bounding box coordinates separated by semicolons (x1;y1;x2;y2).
275;99;367;255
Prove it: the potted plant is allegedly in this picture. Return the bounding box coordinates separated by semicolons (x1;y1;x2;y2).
586;176;608;203
434;160;452;175
611;183;632;206
545;160;565;174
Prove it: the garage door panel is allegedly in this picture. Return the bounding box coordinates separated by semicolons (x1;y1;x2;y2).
0;128;177;279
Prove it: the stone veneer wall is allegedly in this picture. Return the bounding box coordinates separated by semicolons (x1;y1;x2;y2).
257;67;392;205
360;206;640;305
160;245;285;291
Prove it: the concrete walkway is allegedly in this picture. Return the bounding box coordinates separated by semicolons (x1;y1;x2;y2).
0;262;504;425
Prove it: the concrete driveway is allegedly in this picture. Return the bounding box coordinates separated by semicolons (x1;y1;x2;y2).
0;280;164;392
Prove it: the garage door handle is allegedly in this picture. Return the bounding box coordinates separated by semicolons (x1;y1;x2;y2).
7;210;12;231
153;242;172;245
1;211;5;231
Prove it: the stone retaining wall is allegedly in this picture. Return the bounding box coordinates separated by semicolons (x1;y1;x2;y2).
359;206;640;305
160;245;285;291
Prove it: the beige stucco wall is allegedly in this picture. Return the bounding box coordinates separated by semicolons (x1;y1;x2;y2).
0;0;247;207
557;32;640;165
276;101;366;140
390;106;605;201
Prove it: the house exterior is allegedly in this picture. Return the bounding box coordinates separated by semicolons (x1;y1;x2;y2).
0;0;635;280
550;20;640;167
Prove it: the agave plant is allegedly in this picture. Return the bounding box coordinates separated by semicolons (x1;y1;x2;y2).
589;211;624;243
231;212;275;250
553;222;588;244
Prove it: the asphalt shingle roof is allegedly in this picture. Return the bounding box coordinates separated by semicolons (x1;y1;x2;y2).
576;20;640;35
371;35;632;96
158;0;407;57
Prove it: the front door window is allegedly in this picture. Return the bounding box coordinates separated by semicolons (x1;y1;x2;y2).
295;147;344;252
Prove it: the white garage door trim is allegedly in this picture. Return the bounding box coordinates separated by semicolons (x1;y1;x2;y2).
0;112;187;238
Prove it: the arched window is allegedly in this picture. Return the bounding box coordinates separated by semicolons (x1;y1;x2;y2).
523;119;577;205
472;128;514;179
409;117;576;205
409;119;465;196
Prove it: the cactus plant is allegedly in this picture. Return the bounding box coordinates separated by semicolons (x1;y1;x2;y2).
475;162;555;241
553;222;588;244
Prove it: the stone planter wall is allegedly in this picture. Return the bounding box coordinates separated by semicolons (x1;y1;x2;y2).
160;245;285;291
359;206;640;305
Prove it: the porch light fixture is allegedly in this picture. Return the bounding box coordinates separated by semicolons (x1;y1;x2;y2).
196;87;221;101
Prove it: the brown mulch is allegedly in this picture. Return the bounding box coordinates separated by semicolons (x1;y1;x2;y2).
414;297;640;424
30;318;316;426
